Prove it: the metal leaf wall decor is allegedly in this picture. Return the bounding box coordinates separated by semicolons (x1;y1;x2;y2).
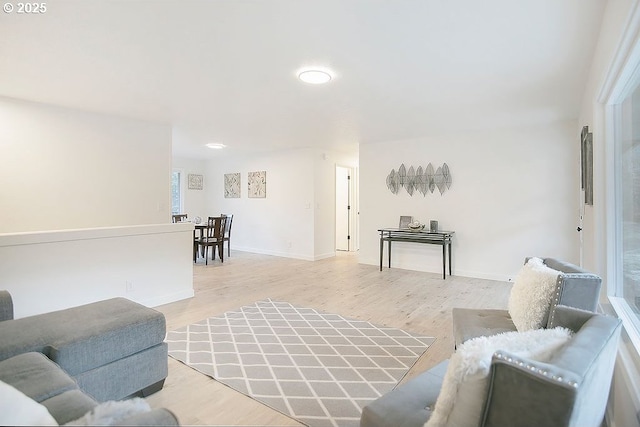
386;169;399;194
385;163;452;196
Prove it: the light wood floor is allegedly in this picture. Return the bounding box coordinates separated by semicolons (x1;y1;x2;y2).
146;251;511;426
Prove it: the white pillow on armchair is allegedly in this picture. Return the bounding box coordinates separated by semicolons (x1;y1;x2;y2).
508;257;561;331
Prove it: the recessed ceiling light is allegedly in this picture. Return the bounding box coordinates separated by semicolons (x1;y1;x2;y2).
298;68;333;84
206;143;226;149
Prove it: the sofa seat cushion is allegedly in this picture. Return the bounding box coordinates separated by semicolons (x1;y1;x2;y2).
42;389;98;425
360;360;448;427
452;308;516;348
0;298;166;376
0;352;77;402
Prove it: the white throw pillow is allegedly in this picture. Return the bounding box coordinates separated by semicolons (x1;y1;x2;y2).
508;257;561;331
424;327;572;427
0;379;58;426
64;397;151;426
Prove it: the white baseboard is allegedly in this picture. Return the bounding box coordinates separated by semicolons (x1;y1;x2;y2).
357;259;513;283
230;248;336;262
232;246;316;261
141;289;195;308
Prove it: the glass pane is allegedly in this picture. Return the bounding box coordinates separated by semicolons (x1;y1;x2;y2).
171;171;181;214
620;85;640;319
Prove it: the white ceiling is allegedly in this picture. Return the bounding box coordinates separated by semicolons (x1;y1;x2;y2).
0;0;606;159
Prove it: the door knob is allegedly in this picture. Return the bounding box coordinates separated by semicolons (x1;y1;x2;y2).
577;227;583;232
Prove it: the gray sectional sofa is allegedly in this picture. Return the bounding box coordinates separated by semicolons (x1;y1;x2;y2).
0;290;178;425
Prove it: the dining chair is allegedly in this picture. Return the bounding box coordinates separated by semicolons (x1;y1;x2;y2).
196;216;226;265
221;213;233;257
172;214;188;223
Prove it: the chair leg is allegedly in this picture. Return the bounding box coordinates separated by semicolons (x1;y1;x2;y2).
204;245;209;265
220;243;224;263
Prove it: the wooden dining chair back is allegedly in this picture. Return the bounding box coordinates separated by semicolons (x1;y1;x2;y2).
197;216;226;265
221;213;234;257
172;214;188;223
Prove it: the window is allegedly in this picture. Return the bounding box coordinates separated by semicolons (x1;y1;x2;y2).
611;73;640;342
171;170;183;215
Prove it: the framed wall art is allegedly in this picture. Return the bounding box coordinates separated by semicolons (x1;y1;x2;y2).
224;173;241;198
248;171;266;198
581;126;593;205
188;174;203;190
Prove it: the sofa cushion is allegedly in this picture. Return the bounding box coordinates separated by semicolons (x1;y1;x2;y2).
508;257;560;331
425;327;572;427
0;352;77;402
451;308;516;348
0;298;166;376
0;379;58;426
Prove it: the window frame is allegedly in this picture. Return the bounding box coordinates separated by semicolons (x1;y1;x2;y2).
171;168;185;215
604;37;640;354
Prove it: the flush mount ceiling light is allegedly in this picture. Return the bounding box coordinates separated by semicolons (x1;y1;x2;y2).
206;143;226;150
297;68;333;84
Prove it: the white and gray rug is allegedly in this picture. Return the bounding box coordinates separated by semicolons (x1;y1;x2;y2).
166;299;435;427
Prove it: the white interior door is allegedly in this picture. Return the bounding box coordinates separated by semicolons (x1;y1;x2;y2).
336;166;350;251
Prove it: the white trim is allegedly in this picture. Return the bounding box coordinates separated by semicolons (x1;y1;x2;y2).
599;0;640;357
610;297;640;353
0;223;193;247
230;247;317;262
606;333;640;427
597;1;640;104
172;168;186;215
142;289;195;308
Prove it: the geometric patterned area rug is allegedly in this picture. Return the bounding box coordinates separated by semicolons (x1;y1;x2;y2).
166;299;435;427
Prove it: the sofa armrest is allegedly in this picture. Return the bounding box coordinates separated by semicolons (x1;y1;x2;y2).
482;353;579;427
114;408;179;426
556;273;602;311
547;305;596;332
0;290;14;322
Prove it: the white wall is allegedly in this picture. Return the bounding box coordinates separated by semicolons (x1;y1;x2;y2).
359;122;580;281
0;97;172;233
0;98;193;314
172;156;207;220
0;224;194;318
205;149;316;259
203;148;357;261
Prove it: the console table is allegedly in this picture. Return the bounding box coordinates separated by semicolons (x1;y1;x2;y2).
378;228;455;279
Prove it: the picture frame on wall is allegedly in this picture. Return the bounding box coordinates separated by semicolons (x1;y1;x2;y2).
224;173;241;198
581;126;593;205
188;174;204;190
248;171;266;198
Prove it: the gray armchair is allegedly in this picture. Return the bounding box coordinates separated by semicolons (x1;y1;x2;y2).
452;257;602;347
360;306;622;427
